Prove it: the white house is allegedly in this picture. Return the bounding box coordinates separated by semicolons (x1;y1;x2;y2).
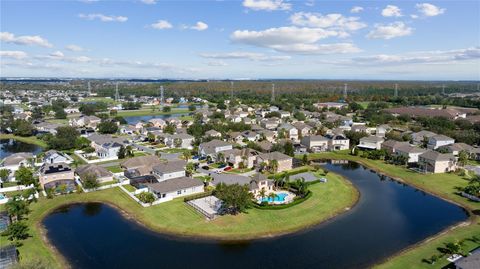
0;152;33;175
152;160;186;182
395;144;427;163
145;177;204;201
358;136;384;150
326;134;350;151
43;150;73;164
301;135;329;152
427;135;455;150
198;140;233;160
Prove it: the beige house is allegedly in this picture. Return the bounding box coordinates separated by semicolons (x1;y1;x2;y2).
418;150;457;173
225;148;259;168
256;151;293;173
39;162;75;190
249;173;274;197
121;155;163;177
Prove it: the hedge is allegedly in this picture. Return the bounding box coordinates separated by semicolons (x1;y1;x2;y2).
183;190;214;202
252;191;312;210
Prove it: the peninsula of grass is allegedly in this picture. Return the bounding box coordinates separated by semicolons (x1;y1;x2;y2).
305;151;480;269
0;134;47;148
0;171;357;268
117;108;189;117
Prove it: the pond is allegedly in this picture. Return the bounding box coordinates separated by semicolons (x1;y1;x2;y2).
43;161;468;269
124;113;189;125
0;138;43;159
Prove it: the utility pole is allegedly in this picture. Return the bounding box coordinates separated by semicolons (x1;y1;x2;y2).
230;81;234;101
442;84;446;95
394;83;398;98
271;83;275;103
160;85;164;105
115;82;120;102
87;81;91;96
343;83;348;100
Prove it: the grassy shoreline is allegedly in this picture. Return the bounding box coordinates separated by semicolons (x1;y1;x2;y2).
305;151;480;269
1;171;358;268
0;134;48;148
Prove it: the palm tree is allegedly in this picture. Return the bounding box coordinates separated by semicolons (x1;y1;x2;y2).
182;151;192;162
5;197;30;222
268;192;277;204
258;188;267;201
270;159;279;174
217;152;225;164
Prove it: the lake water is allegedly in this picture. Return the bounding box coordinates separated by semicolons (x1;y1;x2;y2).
0;138;43;159
124;113;189;125
43;162;468;269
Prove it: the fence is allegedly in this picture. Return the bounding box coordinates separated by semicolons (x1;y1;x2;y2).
0;184;33;193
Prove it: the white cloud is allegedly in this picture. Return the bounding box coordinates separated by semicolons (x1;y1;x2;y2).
190;21;208;31
150;20;173;29
381;5;402;17
290;12;367;34
200;51;291;61
141;0;157;4
350;6;364;13
78;13;128;22
0;32;53;47
351;47;480;65
66;44;85;52
242;0;291;11
305;0;315;7
207;61;228;66
410;14;419;19
415;3;446;17
231;26;361;54
35;50;93;63
367;22;412;39
0;50;28;59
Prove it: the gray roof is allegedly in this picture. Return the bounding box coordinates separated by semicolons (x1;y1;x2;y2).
454;248;480;269
396;144;426;154
420;150;455;161
211;174;251;186
430;134;454;141
152;160;186;174
360;136;384;143
76;164;113;179
2;152;33;166
146;177;203;193
304;135;329;142
258;151;292;161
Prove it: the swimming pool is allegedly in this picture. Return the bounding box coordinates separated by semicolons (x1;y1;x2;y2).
259;192;288;203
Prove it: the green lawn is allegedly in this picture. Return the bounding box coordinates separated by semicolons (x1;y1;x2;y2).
122;184;136;192
45;118;69;124
106;166;124;173
0;171;357;268
227;167;254;174
159;148;190;154
0;134;47;148
305;151;480;269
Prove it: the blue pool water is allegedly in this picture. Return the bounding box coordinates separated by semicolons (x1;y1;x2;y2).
260;193;288;203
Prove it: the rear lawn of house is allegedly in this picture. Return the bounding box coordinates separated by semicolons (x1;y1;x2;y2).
0;170;357;268
106;166;123;173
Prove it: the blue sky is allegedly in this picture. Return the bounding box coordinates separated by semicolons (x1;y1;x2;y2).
1;0;479;80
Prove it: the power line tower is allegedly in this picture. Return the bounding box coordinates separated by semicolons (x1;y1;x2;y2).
115;82;120;102
87;81;91;96
230;81;234;101
442;84;446;95
160;85;164;105
394;83;398;98
343;83;348;100
271;83;275;103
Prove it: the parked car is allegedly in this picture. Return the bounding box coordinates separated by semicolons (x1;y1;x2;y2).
218;163;227;169
224;166;232;171
202;166;210;170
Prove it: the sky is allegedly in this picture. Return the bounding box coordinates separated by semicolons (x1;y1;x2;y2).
0;0;479;80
